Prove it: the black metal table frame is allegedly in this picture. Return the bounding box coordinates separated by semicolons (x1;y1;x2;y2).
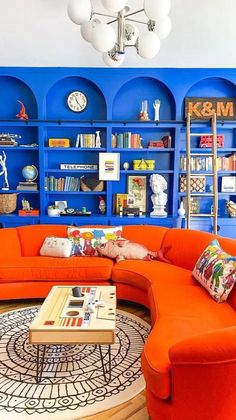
35;343;112;383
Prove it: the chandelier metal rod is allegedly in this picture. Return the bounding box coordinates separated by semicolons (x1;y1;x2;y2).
93;11;117;19
124;8;145;18
126;17;148;25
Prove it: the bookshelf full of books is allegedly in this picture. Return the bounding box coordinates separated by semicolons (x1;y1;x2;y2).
45;176;80;192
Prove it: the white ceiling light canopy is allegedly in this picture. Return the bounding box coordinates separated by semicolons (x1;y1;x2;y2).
67;0;172;66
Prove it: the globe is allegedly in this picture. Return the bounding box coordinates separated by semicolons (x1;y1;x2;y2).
22;165;38;182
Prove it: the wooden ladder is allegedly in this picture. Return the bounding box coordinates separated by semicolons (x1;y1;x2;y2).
186;112;218;234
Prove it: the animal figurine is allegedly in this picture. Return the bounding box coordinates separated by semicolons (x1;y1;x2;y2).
97;239;158;263
16;100;29;121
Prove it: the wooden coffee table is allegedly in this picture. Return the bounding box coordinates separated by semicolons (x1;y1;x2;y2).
29;285;116;382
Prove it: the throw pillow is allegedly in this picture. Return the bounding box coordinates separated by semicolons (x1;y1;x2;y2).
40;237;73;258
193;239;236;303
67;226;123;256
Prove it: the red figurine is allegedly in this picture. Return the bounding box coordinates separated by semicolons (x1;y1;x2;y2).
16;100;29;121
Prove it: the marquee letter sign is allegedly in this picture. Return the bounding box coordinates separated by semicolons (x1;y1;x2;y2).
185;97;236;120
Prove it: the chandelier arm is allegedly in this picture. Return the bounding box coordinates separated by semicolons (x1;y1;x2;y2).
107;18;119;24
92;11;117;19
124;8;144;18
125;18;148;25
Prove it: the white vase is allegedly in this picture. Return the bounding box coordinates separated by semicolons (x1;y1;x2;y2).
178;201;186;217
48;208;60;217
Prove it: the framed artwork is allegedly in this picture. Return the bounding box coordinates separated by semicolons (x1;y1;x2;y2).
221;176;236;192
99;153;120;181
113;193;128;214
127;175;147;213
182;197;200;214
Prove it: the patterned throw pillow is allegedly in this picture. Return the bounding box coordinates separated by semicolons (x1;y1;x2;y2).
40;237;73;258
67;226;123;256
193;239;236;303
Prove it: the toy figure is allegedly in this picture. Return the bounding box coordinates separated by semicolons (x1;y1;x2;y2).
98;195;106;214
16;100;28;121
0;151;9;190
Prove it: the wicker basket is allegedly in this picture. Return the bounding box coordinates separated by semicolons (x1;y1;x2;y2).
0;193;17;214
226;201;236;218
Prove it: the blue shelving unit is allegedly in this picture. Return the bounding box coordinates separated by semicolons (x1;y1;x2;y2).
0;68;235;237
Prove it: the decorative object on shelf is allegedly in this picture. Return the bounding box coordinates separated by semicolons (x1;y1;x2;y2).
0;151;9;190
98;195;106;214
200;135;224;148
47;205;61;217
60;163;98;170
16;100;29;121
0;193;17;214
55;201;68;211
139;100;149;121
80;176;104;192
183;197;200;214
114;193;128;215
127;175;147;214
18;198;39;216
67;0;171;66
177;200;186;218
123;207;140;216
226;200;236;217
95;131;101;148
133;159;155;171
221;176;236;193
67;91;88;112
48;138;70;148
17;165;38;191
148;135;172;148
0;133;21;147
153;99;161;120
60;208;92;216
123;162;130;170
179;175;206;193
150;173;167;217
99;152;120;181
185;97;236;120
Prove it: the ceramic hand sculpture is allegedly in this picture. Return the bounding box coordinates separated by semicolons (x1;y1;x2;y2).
150;173;167;217
0;151;9;190
153;99;161;121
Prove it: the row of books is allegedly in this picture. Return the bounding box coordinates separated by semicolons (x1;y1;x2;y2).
112;132;142;149
45;176;80;191
180;153;236;171
75;134;101;148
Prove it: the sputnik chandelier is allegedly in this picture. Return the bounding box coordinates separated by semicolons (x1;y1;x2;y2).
67;0;172;66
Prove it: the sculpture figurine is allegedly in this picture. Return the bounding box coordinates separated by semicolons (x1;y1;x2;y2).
16;100;29;121
0;151;9;190
150;173;167;217
95;131;101;148
153;99;161;121
98;195;106;214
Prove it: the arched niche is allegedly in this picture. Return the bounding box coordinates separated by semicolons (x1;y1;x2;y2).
46;76;107;120
112;77;176;120
0;76;37;119
183;77;236;117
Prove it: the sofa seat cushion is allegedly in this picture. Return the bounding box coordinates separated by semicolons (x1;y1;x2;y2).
0;257;113;282
142;281;236;400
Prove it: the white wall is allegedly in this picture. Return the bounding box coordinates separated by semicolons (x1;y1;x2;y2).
0;0;235;67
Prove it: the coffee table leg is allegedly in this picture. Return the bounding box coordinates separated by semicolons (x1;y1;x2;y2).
36;345;46;383
99;344;111;382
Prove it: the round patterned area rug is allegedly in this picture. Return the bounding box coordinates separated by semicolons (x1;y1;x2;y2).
0;307;150;420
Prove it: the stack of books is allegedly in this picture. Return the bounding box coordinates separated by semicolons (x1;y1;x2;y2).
0;134;20;147
112;132;142;148
17;182;38;191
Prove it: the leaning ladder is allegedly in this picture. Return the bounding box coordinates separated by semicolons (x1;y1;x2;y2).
186;112;218;234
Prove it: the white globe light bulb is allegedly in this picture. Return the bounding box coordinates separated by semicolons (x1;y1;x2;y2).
136;32;161;59
67;0;92;25
155;16;172;39
80;19;100;42
102;50;125;67
144;0;171;20
101;0;127;13
92;23;116;53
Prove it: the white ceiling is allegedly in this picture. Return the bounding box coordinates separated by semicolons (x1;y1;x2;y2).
0;0;235;67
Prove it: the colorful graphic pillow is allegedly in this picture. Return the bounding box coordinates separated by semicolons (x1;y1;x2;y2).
193;239;236;303
67;226;123;256
40;237;72;258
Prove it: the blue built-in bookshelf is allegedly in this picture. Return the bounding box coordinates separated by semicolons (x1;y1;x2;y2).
0;67;236;238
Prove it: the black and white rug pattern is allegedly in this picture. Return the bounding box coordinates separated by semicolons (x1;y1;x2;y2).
0;307;150;419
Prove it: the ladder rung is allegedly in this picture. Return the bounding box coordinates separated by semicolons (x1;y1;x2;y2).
188;193;214;196
190;213;216;217
190;153;213;156
190;133;213;136
189;173;214;176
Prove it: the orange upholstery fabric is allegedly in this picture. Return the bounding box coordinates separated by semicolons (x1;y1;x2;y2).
0;227;21;258
122;225;168;251
0;256;113;282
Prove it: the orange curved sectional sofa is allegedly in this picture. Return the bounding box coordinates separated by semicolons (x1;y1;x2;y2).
1;224;236;420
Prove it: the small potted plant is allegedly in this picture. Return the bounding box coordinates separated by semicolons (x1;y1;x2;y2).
47;204;60;217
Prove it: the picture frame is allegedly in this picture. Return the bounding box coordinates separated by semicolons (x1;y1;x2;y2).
127;175;147;214
113;193;128;214
221;176;236;192
182;197;200;214
55;200;68;211
99;153;120;181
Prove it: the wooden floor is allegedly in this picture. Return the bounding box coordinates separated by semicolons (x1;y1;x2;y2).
0;298;151;420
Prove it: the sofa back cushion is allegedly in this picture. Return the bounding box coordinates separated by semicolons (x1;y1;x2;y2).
122;225;169;251
17;225;68;256
0;228;21;258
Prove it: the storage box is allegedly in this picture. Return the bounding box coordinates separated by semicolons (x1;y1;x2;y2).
179;175;206;192
133;159;155;170
18;209;39;216
48;138;70;148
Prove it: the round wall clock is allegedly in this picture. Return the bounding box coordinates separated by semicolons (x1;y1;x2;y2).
67;91;88;112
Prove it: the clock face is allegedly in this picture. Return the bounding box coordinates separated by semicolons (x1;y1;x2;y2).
67;91;88;112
